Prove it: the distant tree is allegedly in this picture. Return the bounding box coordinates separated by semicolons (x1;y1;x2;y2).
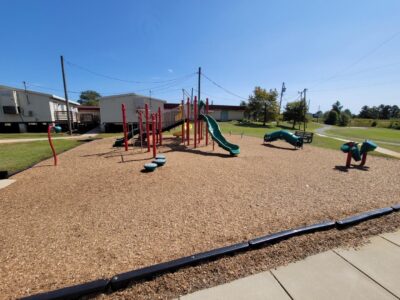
325;110;339;125
247;87;279;125
79;90;101;106
332;101;343;114
380;105;392;119
339;112;351;126
283;100;307;129
391;105;400;118
343;109;352;117
359;105;372;119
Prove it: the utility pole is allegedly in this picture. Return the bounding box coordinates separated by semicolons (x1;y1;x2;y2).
191;87;194;104
303;88;307;132
23;81;30;104
317;105;321;123
197;67;201;104
277;82;286;126
149;90;152;108
60;55;72;135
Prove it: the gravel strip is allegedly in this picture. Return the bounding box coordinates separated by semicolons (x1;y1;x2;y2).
0;135;399;299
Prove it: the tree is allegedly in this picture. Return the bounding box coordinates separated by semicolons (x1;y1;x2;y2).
79;90;101;106
325;110;339;125
391;105;400;119
246;87;279;125
339;112;351;126
332;101;343;114
283;100;307;129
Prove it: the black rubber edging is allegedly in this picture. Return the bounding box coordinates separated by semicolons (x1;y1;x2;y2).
0;170;9;179
392;204;400;211
336;207;394;228
110;242;249;291
20;279;110;300
249;220;336;247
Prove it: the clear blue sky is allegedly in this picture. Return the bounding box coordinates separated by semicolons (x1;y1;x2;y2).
1;0;399;113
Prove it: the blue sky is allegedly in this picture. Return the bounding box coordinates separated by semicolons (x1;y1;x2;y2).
1;0;399;113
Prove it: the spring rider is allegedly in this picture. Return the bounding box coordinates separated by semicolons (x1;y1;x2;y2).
340;140;377;168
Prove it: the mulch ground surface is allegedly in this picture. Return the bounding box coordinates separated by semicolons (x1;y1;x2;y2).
0;135;399;299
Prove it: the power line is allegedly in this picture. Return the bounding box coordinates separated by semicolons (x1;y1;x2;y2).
201;72;247;100
310;30;400;89
65;59;196;84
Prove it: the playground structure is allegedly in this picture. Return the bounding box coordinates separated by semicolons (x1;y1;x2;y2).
113;97;240;157
340;140;378;168
47;124;62;166
264;130;304;149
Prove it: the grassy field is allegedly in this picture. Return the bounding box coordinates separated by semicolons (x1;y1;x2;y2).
218;121;394;157
0;140;83;174
0;133;69;139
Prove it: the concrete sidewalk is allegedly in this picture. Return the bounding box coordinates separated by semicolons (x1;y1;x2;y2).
179;230;400;300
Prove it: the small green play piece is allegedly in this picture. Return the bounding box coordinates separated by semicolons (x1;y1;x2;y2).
144;163;157;172
153;159;166;166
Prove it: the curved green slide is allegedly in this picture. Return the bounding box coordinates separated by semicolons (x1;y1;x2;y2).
264;130;303;148
200;114;240;156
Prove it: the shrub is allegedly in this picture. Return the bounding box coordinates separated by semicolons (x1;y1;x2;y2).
339;112;351;126
371;121;377;127
324;110;339;125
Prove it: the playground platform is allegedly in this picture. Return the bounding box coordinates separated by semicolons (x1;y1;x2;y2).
179;230;400;300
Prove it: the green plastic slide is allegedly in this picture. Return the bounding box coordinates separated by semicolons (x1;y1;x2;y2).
264;130;303;148
200;114;240;156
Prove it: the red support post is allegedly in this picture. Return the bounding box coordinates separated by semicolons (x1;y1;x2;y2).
152;113;157;158
181;100;185;144
194;96;197;148
186;98;190;145
145;104;150;152
345;142;354;168
360;152;367;166
122;104;128;151
158;106;162;146
138;111;144;149
155;111;159;144
205;98;209;146
47;125;57;166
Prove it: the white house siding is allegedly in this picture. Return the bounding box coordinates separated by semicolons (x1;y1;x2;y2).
0;85;79;132
209;109;244;121
99;94;166;130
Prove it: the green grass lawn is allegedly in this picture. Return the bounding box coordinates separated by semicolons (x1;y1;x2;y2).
0;132;68;139
217;121;394;158
326;127;400;144
0;140;83;174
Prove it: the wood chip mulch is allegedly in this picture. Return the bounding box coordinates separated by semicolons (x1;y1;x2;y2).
0;135;399;299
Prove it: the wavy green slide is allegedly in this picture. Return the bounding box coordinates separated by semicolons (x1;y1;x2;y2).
200;114;240;156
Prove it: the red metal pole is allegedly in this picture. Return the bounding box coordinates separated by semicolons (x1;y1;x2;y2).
205;98;209;146
181;100;185;144
47;125;57;166
345;142;354;168
186;98;190;145
155;111;159;144
360;152;367;166
158;106;162;146
194;97;197;148
145;104;150;152
152;113;157;158
122;104;128;151
138;111;143;148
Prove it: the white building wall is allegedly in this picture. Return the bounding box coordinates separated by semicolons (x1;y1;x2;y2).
209;110;244;121
99;94;165;124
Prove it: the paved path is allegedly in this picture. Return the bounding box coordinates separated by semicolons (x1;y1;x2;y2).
179;230;400;300
315;125;400;159
0;127;100;144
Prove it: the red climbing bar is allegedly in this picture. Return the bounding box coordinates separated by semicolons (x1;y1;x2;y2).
145;104;150;152
194;97;197;148
360;152;368;166
47;125;57;166
155;111;159;144
138;111;144;148
186;98;190;145
158;106;162;146
345;142;354;168
181;100;185;144
122;104;128;151
152;113;157;158
205;98;209;146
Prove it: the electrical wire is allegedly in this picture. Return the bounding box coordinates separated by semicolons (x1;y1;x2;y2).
201;73;247;100
65;59;196;84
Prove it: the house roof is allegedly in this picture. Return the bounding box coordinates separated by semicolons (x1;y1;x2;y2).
0;84;80;106
78;106;100;111
164;103;245;111
99;92;166;103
